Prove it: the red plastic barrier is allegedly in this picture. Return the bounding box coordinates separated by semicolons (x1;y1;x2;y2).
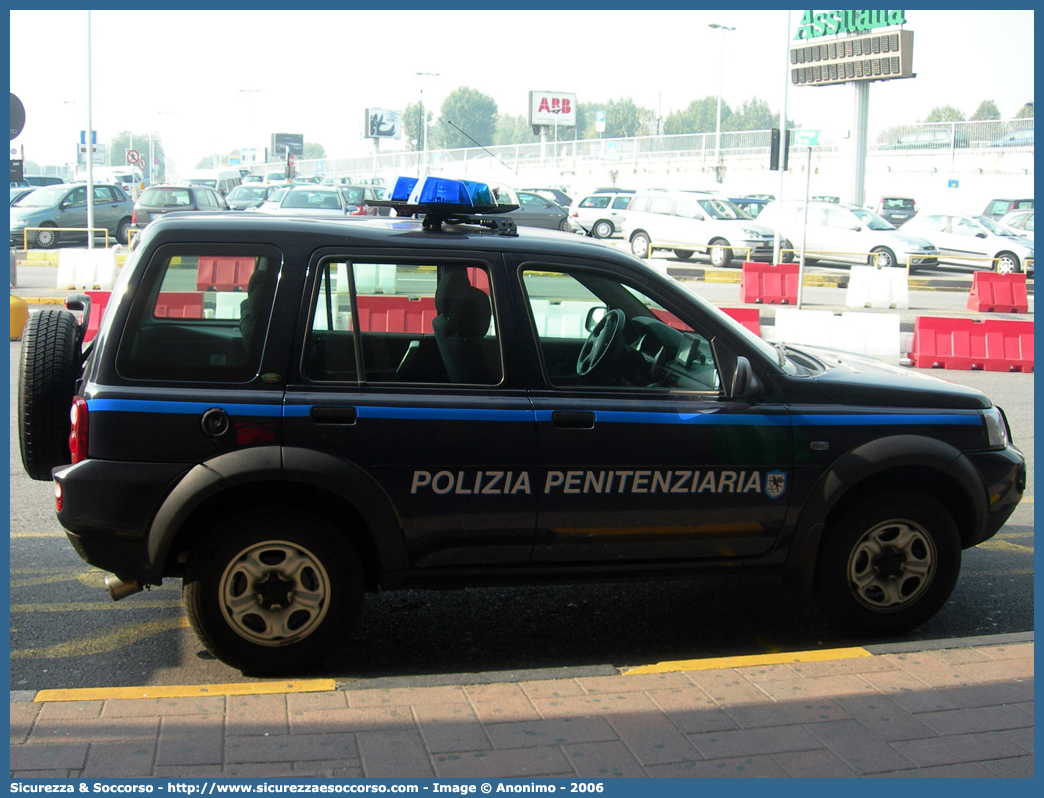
196;257;256;291
739;262;799;304
76;291;112;342
966;272;1029;313
722;307;761;337
910;316;1034;372
155;292;204;319
356;296;437;334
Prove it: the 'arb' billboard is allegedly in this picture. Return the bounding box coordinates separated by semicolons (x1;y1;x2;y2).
529;91;577;128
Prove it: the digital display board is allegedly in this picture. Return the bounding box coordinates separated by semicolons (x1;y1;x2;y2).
790;29;914;86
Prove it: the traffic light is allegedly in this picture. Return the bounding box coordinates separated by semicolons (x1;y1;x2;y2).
769;128;791;171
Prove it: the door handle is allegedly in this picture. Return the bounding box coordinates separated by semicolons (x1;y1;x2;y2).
310;406;357;425
551;410;595;429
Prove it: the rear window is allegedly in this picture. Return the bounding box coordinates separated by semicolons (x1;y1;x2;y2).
882;198;915;211
141;188;194;207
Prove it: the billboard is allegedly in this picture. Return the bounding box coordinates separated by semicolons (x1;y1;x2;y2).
365;108;402;139
271;133;304;157
529;91;577;128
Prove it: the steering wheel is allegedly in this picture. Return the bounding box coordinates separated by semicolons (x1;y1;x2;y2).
576;308;626;379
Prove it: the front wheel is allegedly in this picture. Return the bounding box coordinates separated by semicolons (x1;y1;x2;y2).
708;239;732;268
592;220;614;239
34;223;59;249
870;247;897;269
995;251;1021;274
816;493;960;636
630;232;652;259
116;217;132;245
673;249;694;260
184;509;364;674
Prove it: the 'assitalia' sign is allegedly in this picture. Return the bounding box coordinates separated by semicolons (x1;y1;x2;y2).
794;10;907;40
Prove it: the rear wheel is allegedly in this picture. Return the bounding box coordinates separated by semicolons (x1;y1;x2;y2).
184;509;364;675
557;217;573;233
18;309;79;481
592;220;614;239
116;217;132;245
995;251;1021;274
673;249;694;260
816;493;960;636
630;232;652;259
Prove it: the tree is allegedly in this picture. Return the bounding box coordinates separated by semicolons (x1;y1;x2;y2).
303;142;325;159
495;113;538;146
601;97;655;138
725;97;775;131
663;97;723;135
402;100;433;152
1014;101;1034;119
970;100;1001;121
923;106;965;123
435;87;498;149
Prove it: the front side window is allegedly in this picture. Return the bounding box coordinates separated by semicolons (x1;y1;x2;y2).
522;268;720;393
303;260;501;386
117;250;279;382
580;196;611;209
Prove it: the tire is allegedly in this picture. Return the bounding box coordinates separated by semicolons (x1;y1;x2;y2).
674;249;694;260
557;217;573;233
184;509;364;675
592;220;614;239
816;493;961;636
995;252;1021;274
630;232;652;259
34;223;59;249
709;239;732;268
870;247;897;269
780;241;795;264
18;309;80;481
116;217;132;246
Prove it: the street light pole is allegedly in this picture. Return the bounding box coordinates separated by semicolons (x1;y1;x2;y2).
708;23;736;177
416;72;439;176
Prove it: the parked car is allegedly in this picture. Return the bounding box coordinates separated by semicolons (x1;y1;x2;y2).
9;182;134;248
240;174;264;184
982;198;1033;220
10;186;36;205
224;183;280;211
622;189;785;267
988;128;1033;148
569;191;632;238
901;213;1034;274
17;175;1025;673
339;185;388;216
756;200;938;270
132;185;230;229
519;187;573;208
879;128;970;150
873;196;918;226
502;189;577;232
812;195;841;203
263;171;291;186
180;168;242;197
997;209;1034;238
251;184;359;216
24;175;65;187
730;197;769;218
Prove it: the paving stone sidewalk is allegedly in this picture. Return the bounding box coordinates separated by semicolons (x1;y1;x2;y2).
10;634;1033;779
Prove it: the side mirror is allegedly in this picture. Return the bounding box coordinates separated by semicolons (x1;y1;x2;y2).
730;356;762;399
585;306;606;333
711;337;763;400
976;232;988;239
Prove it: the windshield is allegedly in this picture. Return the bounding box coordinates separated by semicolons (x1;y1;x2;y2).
14;185;71;207
976;216;1014;236
849;207;896;231
696;198;750;220
185;178;217;188
229;186;268;200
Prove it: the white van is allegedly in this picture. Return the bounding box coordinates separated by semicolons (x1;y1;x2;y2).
76;167;147;196
181;168;242;196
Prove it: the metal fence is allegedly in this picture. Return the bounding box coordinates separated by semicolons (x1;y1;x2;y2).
255;119;1033;183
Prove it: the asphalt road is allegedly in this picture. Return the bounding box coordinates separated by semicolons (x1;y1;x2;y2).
8;330;1034;690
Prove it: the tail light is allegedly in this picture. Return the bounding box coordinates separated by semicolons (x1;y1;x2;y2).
131;209;137;225
69;396;89;464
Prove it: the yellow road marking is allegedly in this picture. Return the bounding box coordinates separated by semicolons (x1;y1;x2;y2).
11;599;183;612
10;532;66;538
35;680;337;702
624;646;873;675
11;616;191;659
975;539;1034;553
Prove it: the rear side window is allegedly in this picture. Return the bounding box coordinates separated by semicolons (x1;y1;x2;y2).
303;260;501;386
116;250;280;382
580;196;611;209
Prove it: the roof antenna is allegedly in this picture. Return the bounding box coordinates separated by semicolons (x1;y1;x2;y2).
445;120;518;176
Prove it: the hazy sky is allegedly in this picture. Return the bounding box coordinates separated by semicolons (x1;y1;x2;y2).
9;8;1035;174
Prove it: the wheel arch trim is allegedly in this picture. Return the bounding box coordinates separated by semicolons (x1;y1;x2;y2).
783;434;986;592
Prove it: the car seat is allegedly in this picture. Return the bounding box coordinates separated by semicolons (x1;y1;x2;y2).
432;269;498;384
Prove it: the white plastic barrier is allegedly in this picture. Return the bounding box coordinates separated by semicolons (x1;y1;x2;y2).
354;263;397;294
56;248;118;290
528;299;603;338
845;265;909;309
768;308;902;365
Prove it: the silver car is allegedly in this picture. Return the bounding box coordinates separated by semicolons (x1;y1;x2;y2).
756;200;938;270
902;213;1034;274
622;190;786;267
569;191;633;238
10;182;134;248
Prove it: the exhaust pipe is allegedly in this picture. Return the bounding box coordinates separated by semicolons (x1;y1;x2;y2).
105;574;144;601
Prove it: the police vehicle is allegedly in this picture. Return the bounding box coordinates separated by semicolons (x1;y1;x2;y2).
18;176;1026;674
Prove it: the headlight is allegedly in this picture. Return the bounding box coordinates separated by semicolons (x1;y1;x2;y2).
982;407;1011;448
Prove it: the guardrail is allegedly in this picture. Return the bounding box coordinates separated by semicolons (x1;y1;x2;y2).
21;227;110;251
